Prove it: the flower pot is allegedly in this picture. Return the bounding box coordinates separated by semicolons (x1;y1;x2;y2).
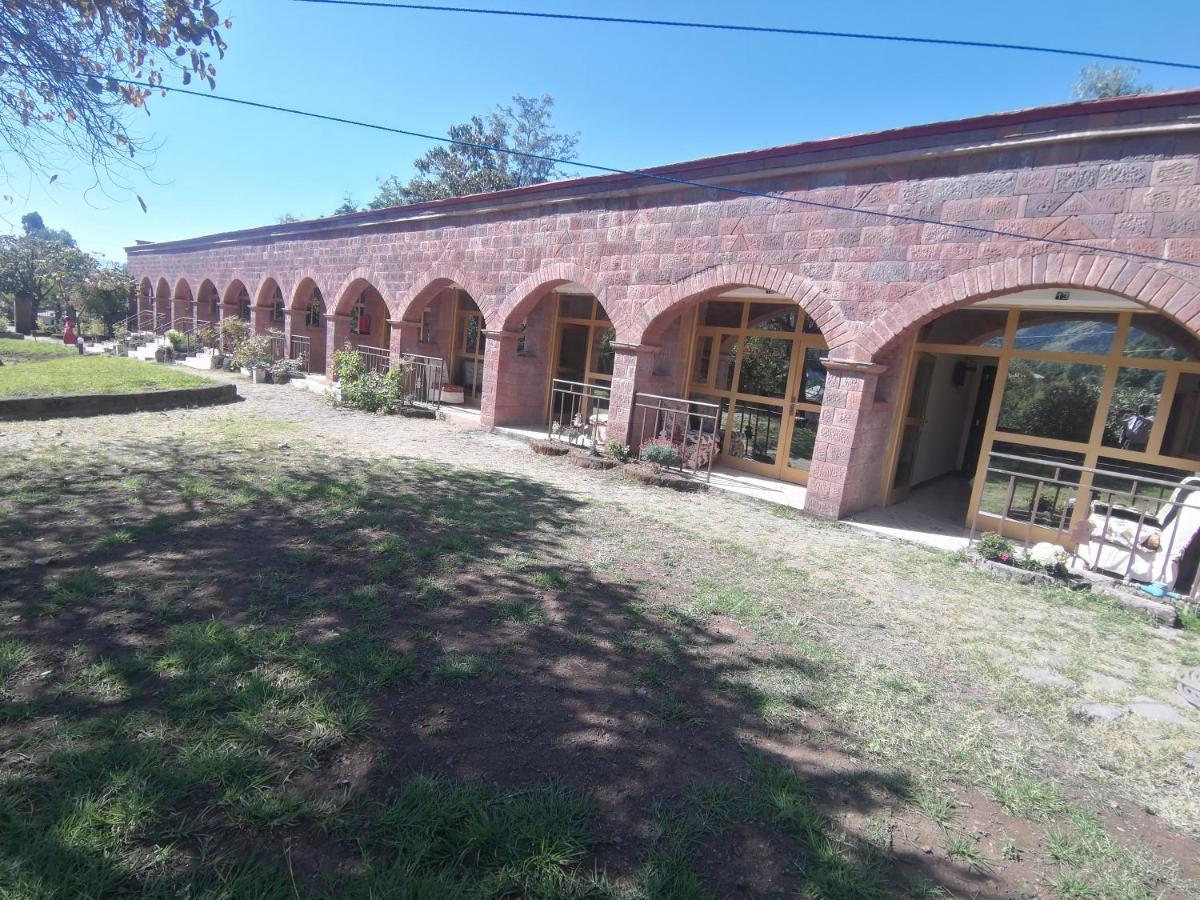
439;384;465;405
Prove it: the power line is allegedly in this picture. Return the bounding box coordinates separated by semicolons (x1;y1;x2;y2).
23;60;1200;272
290;0;1200;73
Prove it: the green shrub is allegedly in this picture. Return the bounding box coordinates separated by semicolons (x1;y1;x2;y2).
165;329;185;351
605;440;631;463
230;335;274;370
974;531;1016;565
640;438;680;468
333;343;414;413
219;317;249;348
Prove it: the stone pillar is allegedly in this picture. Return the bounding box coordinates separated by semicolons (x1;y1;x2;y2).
326;313;352;380
387;319;419;359
607;342;661;448
805;358;893;519
480;328;523;429
250;306;267;336
13;292;33;334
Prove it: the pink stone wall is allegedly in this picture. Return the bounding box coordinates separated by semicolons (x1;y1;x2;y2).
127;92;1200;518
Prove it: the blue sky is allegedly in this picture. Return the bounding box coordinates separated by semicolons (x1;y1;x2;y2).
8;0;1200;261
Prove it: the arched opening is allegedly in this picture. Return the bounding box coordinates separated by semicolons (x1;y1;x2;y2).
337;281;390;374
291;278;327;375
401;282;485;407
881;288;1200;589
196;280;220;326
154;278;171;329
546;288;617;435
136;278;154;330
676;289;828;485
254;278;285;336
225;280;251;323
173;279;193;328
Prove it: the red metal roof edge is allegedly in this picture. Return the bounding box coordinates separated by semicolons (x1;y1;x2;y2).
127;88;1200;254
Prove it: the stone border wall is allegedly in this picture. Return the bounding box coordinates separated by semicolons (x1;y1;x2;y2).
0;383;237;420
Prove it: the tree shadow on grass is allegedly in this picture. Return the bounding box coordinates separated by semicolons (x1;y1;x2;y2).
0;435;1009;897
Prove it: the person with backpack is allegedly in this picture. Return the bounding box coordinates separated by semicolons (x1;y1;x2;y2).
1121;403;1154;451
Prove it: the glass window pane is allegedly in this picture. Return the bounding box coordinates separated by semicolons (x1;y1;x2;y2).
803;315;822;335
556;323;588;380
559;295;593;319
737;336;792;399
691;335;712;384
703;300;743;328
590;326;615;375
1124;315;1200;362
715;335;739;392
787;410;820;473
906;355;936;419
593;302;611;323
892;424;922;489
746;303;797;333
1013;311;1117;354
802;347;828;404
1162;372;1200;461
918;309;1009;347
1102;368;1165;450
729;400;783;465
997;359;1104;443
457;292;480;312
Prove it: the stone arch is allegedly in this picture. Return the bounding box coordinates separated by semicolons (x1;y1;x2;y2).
154;277;170;299
495;262;607;333
636;263;841;346
138;277;152;298
254;277;284;308
222;278;251;305
173;278;192;301
864;252;1200;360
330;269;397;318
397;268;488;323
289;276;326;311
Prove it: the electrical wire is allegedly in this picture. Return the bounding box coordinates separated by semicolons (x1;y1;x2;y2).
25;60;1199;270
289;0;1200;73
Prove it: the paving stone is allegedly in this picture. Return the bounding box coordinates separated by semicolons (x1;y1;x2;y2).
1071;702;1127;724
1127;697;1188;725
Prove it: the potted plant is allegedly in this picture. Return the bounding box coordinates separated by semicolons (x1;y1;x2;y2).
229;334;274;382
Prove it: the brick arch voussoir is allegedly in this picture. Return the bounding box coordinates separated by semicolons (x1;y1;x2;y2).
865;252;1200;360
330;267;398;318
396;267;489;323
635;263;843;347
495;262;608;333
221;277;254;305
252;276;288;308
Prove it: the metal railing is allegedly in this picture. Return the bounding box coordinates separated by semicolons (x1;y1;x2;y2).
398;352;447;408
548;378;611;448
631;392;721;481
355;343;391;375
971;449;1200;598
289;334;312;374
268;333;286;362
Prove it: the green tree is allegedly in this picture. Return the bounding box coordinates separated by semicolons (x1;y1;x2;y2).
1072;64;1151;100
0;2;230;186
276;213;302;224
367;95;579;209
0;231;93;322
75;263;136;333
333;193;359;215
21;211;76;247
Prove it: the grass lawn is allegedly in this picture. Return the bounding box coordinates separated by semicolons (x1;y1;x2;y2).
0;336;78;362
0;407;1197;898
0;355;214;398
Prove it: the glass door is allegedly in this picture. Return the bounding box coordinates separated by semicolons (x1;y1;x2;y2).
687;297;827;484
452;292;486;404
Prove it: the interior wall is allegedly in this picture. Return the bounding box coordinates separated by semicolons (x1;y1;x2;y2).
910;355;980;486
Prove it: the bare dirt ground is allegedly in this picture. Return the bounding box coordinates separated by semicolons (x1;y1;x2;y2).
0;373;1197;898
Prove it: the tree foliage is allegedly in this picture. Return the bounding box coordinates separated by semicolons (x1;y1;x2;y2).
1072;64;1152;100
0;211;129;326
332;192;358;215
367;95;579;209
0;1;230;186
